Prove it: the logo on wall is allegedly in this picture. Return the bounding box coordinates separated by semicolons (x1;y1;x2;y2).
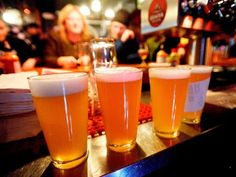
148;0;167;27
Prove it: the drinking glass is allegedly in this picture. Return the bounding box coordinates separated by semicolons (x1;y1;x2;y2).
149;67;191;138
180;65;213;124
95;67;143;152
90;37;117;69
89;38;117;116
138;42;149;66
75;42;91;67
28;72;88;169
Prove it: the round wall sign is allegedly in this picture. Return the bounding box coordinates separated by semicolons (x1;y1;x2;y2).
148;0;167;27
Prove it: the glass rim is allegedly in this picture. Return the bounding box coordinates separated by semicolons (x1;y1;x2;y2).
149;66;191;71
27;72;88;81
176;65;213;73
90;37;115;43
149;67;191;79
95;67;142;75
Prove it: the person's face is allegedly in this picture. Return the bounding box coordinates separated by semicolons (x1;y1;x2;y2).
110;21;127;40
0;20;8;42
65;10;84;34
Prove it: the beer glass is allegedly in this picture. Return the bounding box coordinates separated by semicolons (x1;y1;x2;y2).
90;37;117;69
89;38;117;116
95;67;143;152
149;67;191;138
181;65;213;124
76;42;91;66
28;73;88;169
138;42;149;66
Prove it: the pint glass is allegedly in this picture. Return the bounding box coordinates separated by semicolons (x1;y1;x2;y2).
28;73;88;169
149;67;191;138
90;37;117;68
182;65;213;124
95;67;143;152
89;38;117;116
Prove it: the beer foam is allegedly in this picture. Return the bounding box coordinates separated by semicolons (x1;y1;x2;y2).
190;66;213;74
28;73;88;97
149;68;191;79
95;67;142;82
177;65;213;74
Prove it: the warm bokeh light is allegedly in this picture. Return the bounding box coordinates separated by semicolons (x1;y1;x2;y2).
91;0;101;12
2;9;23;25
104;9;115;19
80;5;91;16
23;8;31;15
180;37;189;45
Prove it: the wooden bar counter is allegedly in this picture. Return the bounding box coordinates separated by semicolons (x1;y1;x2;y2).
1;66;236;176
1;87;236;176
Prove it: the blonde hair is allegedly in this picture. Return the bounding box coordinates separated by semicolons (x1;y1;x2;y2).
58;4;93;43
0;19;9;41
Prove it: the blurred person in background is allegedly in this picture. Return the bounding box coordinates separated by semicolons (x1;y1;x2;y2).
43;4;94;69
0;18;38;71
24;23;47;63
129;9;143;43
146;32;165;62
108;9;141;64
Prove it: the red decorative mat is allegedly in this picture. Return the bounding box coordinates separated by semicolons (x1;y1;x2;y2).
88;103;152;138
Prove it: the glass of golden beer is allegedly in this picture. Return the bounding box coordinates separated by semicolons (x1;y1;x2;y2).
149;67;191;138
181;65;213;124
95;67;143;152
28;73;88;169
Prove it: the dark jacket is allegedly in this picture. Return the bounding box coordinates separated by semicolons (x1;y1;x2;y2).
115;38;141;64
228;43;236;57
0;35;34;64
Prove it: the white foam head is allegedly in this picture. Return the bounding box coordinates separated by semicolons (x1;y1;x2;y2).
95;67;142;82
149;67;191;79
190;66;213;74
28;73;88;97
177;65;213;74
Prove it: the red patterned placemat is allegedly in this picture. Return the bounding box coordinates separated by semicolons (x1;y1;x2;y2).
88;103;152;138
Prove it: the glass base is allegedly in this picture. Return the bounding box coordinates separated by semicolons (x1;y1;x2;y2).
182;118;200;124
154;130;179;139
108;140;136;152
52;151;88;169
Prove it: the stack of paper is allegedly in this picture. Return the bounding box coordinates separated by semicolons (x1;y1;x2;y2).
0;71;38;117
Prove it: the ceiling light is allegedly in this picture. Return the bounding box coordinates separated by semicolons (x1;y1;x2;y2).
2;9;23;25
80;5;91;16
105;9;115;19
91;0;101;12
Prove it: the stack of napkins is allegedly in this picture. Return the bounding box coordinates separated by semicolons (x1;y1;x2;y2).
0;71;38;117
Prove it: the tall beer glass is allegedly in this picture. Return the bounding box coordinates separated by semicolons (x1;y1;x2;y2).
95;67;143;152
149;67;191;138
181;65;213;124
89;38;117;116
28;73;88;169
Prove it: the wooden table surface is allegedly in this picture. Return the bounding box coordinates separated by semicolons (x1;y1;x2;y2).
1;87;235;177
2;121;204;177
1;68;236;177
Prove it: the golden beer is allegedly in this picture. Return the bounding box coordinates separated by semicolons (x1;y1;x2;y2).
182;66;212;124
95;67;142;152
28;73;88;169
149;68;191;138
